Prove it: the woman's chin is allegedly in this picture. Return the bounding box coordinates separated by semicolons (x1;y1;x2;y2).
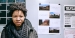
15;24;21;27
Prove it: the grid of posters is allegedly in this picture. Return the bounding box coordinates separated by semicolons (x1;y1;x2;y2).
38;3;61;34
64;5;75;28
64;29;75;38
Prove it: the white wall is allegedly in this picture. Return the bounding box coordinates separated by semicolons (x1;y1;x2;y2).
26;0;75;38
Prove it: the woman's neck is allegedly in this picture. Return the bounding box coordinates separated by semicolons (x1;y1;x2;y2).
16;26;21;30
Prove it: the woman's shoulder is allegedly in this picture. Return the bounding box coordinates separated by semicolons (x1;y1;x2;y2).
3;21;12;29
25;19;32;27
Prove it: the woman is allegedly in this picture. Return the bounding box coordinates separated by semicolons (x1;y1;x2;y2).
1;3;38;38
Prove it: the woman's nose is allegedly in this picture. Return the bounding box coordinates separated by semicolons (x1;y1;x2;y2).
16;17;20;20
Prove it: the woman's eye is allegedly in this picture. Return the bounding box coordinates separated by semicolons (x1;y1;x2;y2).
13;16;17;17
20;16;23;17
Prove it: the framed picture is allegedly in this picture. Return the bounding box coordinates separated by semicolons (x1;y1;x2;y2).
39;3;50;11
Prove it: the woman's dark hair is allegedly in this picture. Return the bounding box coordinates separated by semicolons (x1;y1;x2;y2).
9;3;27;17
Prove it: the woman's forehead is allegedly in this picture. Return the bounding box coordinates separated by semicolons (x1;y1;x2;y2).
12;10;24;15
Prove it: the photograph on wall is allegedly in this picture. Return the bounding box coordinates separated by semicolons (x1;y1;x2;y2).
0;4;6;10
64;28;75;38
39;3;50;11
64;5;75;28
49;27;59;33
0;18;6;24
49;12;60;18
0;11;6;17
0;0;6;3
39;19;49;26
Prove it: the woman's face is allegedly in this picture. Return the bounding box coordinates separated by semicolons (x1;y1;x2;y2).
12;10;25;27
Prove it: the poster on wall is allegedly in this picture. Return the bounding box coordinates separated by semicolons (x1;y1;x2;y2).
64;28;75;38
64;5;75;28
38;3;61;34
39;3;50;11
